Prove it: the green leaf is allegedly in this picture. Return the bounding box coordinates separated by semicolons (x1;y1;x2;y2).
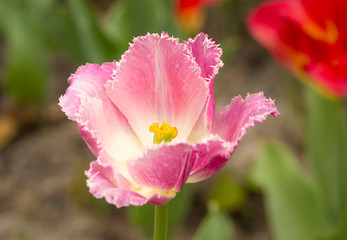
106;0;183;53
220;36;239;64
0;0;48;103
315;213;347;240
41;1;85;62
67;0;118;63
209;174;246;212
127;184;194;238
128;203;154;237
192;201;233;240
168;184;194;235
306;87;347;223
252;141;329;240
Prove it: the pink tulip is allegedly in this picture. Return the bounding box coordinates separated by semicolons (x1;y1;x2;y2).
59;33;278;208
247;0;347;98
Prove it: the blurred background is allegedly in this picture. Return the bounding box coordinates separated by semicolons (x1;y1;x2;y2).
0;0;344;239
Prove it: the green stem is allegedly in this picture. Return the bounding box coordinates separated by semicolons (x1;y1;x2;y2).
153;203;168;240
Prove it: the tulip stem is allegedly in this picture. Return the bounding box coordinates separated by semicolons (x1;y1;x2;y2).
153;203;168;240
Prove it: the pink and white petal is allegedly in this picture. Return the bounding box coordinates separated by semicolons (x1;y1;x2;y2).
188;81;215;142
185;33;223;82
103;189;149;208
187;135;235;183
59;61;141;162
213;92;279;144
78;97;142;170
59;62;117;121
128;142;196;192
85;161;148;208
100;61;119;76
78;124;100;157
105;33;208;146
186;33;223;140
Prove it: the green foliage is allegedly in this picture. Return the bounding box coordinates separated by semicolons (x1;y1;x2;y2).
251;85;347;240
0;0;49;103
67;0;118;64
209;174;246;212
316;214;347;240
220;36;240;64
253;141;328;240
0;0;182;104
306;88;347;224
192;201;234;240
106;0;183;53
41;1;85;62
128;201;154;237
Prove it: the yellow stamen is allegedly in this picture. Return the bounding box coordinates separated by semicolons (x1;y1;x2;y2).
149;121;178;144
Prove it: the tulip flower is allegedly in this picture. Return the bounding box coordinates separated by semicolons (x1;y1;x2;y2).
247;0;347;98
175;0;223;33
59;32;278;208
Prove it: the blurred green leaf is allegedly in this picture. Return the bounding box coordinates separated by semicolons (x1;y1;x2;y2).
306;87;347;223
252;141;329;240
209;174;246;212
67;0;118;63
315;212;347;240
128;184;194;239
41;1;85;62
168;184;194;236
192;201;233;240
128;202;154;237
106;0;182;53
221;36;239;64
0;0;49;103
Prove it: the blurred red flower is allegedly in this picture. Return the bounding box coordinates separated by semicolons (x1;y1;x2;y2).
247;0;347;98
175;0;223;33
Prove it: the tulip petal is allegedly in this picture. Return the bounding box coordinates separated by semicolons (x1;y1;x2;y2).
85;161;148;208
128;142;196;192
247;1;347;98
187;135;235;183
213;92;279;144
300;0;347;35
247;0;313;62
60;63;116;156
59;62;115;121
247;0;316;85
307;61;347;97
105;33;208;146
185;33;224;141
185;33;223;81
148;192;176;205
188;93;278;183
78;97;142;174
59;63;142;169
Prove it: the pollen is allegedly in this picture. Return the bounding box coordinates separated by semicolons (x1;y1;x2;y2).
149;121;178;144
